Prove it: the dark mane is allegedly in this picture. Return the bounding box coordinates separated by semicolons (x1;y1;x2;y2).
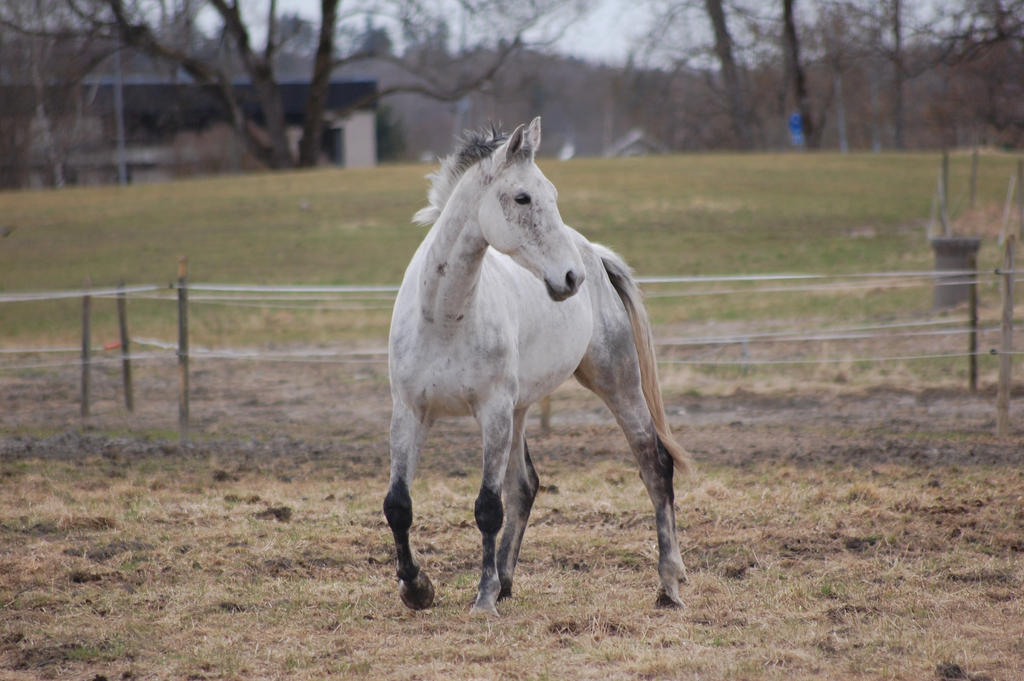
412;125;507;225
451;125;508;176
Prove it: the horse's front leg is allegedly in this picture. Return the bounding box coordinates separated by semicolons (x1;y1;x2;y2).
383;403;435;610
471;400;514;616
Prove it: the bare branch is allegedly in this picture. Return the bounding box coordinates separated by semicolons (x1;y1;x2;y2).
265;0;278;62
332;35;524;104
99;0;275;165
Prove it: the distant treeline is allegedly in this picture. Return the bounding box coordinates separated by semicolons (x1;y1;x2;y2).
1;0;1021;188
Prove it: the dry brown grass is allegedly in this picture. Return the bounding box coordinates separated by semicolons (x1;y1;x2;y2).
3;338;1023;680
2;429;1022;681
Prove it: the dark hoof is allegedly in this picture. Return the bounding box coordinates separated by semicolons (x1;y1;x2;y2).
655;588;684;609
497;577;513;601
399;572;435;610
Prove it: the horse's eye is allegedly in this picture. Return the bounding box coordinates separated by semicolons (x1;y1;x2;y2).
514;193;531;205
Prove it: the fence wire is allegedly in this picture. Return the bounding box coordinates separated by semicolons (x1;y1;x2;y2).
0;267;1018;371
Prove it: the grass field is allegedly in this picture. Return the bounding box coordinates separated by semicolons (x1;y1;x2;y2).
1;150;1020;348
2;151;1024;680
2;151;1016;287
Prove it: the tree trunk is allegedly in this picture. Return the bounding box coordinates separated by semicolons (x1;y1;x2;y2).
205;0;293;167
834;70;848;153
249;65;292;168
891;0;905;149
704;0;753;149
104;0;287;167
298;0;339;167
782;0;818;148
29;31;64;187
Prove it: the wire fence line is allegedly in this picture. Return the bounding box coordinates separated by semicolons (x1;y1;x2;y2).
0;267;1017;373
7;349;1024;374
3;259;1019;437
0;268;1016;305
0;284;163;303
643;277;989;299
661;350;1024;367
110;277;995;310
0;352;173;371
0;340;390;372
636;269;982;284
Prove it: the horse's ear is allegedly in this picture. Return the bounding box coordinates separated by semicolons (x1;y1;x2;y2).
525;116;542;150
504;123;527;164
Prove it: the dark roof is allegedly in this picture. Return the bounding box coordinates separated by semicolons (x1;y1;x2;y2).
0;79;377;138
276;81;377;123
115;79;377;125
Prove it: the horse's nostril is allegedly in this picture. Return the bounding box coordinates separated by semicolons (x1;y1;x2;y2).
565;270;578;290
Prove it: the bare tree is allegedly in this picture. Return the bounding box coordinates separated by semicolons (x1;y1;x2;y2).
935;0;1024;145
704;0;753;148
639;0;761;149
297;0;339;166
0;0;112;186
813;2;879;153
781;0;818;147
819;5;848;152
888;0;905;149
24;0;584;169
937;0;1024;59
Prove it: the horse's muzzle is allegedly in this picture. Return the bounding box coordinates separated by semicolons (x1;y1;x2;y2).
544;268;584;301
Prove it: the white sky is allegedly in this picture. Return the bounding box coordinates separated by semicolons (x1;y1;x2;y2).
249;0;649;64
553;0;651;63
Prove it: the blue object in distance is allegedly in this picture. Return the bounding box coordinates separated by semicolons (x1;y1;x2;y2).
788;112;804;147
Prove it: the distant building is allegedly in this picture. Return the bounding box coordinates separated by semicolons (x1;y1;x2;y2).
0;79;377;187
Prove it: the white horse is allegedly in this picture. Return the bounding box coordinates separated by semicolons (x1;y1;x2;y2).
384;118;691;616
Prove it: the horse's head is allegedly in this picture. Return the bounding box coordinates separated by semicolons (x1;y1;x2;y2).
477;117;585;302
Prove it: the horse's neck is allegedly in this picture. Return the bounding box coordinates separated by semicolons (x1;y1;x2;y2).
419;183;488;325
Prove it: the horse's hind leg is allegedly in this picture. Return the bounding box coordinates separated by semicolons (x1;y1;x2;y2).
383;404;435;610
576;355;687;608
497;408;539;600
470;400;515;616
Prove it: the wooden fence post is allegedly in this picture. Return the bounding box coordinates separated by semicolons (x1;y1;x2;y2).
1018;159;1023;240
1001;172;1017;244
177;257;189;442
969;147;978;209
996;236;1015;438
941;150;950;237
117;280;134;412
927;167;940;240
968;251;978;393
81;278;91;418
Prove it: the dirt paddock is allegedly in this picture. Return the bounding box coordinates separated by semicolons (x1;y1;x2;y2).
2;358;1023;680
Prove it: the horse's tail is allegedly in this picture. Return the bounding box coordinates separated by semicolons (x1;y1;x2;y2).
601;253;693;475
